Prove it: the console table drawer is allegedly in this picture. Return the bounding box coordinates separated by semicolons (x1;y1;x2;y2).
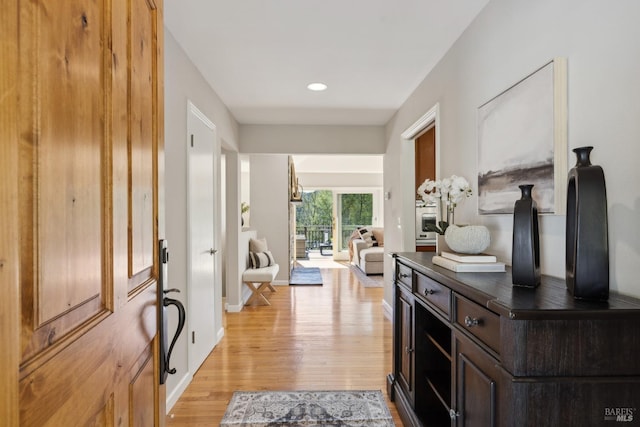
455;295;500;354
396;262;413;289
415;272;450;318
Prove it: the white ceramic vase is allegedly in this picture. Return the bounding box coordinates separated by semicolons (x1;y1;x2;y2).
444;224;490;254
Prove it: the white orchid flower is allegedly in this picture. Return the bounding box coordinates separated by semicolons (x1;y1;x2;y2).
417;175;472;233
440;177;452;191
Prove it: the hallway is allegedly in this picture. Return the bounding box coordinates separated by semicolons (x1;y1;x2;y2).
166;266;402;425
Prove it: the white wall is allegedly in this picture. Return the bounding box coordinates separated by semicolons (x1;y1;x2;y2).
226;228;258;312
384;0;640;302
164;29;240;410
240;124;386;154
223;150;242;307
248;155;290;282
297;172;382;188
240;155;251;226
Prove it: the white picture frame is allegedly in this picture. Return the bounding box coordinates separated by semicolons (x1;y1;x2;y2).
477;58;567;214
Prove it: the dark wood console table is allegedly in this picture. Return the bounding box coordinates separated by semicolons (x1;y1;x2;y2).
388;252;640;427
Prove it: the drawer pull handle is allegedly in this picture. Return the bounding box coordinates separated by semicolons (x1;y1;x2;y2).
464;316;480;327
399;273;410;278
405;346;414;354
423;288;435;296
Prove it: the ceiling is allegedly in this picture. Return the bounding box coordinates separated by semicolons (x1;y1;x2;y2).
164;1;489;126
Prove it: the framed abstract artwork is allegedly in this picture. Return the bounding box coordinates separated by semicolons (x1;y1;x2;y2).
477;58;567;214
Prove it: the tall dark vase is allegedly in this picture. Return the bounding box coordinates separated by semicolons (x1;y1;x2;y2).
566;146;609;300
512;184;540;288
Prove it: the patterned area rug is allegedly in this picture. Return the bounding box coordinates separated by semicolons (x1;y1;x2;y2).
220;390;394;426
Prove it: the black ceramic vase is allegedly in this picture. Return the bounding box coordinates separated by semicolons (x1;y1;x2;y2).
566;146;609;300
512;184;540;288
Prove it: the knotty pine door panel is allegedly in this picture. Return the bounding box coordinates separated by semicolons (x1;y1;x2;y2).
129;0;156;292
18;0;109;366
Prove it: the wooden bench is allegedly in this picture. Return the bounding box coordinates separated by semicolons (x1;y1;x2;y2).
242;264;279;306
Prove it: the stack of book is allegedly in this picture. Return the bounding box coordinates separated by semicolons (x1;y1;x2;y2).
432;251;505;272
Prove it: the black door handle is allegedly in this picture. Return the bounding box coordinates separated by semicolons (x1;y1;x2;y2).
158;239;188;384
163;293;185;375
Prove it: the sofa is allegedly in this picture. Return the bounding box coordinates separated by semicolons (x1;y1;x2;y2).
350;227;384;275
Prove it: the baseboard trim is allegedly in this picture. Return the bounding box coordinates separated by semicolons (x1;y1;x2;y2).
382;298;393;322
241;284;253;304
273;279;289;286
216;326;225;344
166;371;193;413
226;303;244;313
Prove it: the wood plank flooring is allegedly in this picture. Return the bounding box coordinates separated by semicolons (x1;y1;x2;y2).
166;266;403;426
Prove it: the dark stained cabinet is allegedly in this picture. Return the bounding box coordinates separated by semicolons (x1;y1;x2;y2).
455;333;500;426
415;303;452;425
396;284;415;402
388;252;640;427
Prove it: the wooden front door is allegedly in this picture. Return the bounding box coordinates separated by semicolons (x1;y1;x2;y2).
1;0;165;425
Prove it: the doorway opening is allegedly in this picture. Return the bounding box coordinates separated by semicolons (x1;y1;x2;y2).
294;188;380;268
401;103;440;252
287;154;383;270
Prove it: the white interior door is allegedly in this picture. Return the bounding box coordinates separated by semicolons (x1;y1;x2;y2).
187;102;218;372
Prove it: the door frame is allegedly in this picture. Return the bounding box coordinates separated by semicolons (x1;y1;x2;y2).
401;103;441;252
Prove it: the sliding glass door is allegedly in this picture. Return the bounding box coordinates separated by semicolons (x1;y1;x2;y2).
295;190;333;254
294;189;382;261
333;191;377;260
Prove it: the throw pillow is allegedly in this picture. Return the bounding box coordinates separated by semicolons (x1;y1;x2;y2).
249;237;268;253
358;227;375;247
249;251;275;269
371;228;384;247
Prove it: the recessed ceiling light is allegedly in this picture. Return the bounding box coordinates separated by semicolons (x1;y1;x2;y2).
307;82;327;91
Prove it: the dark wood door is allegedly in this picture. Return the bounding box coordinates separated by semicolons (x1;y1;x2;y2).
455;335;500;427
1;0;165;425
415;126;436;194
396;286;415;402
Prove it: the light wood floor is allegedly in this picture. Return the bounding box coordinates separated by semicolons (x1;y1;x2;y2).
166;266;403;426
